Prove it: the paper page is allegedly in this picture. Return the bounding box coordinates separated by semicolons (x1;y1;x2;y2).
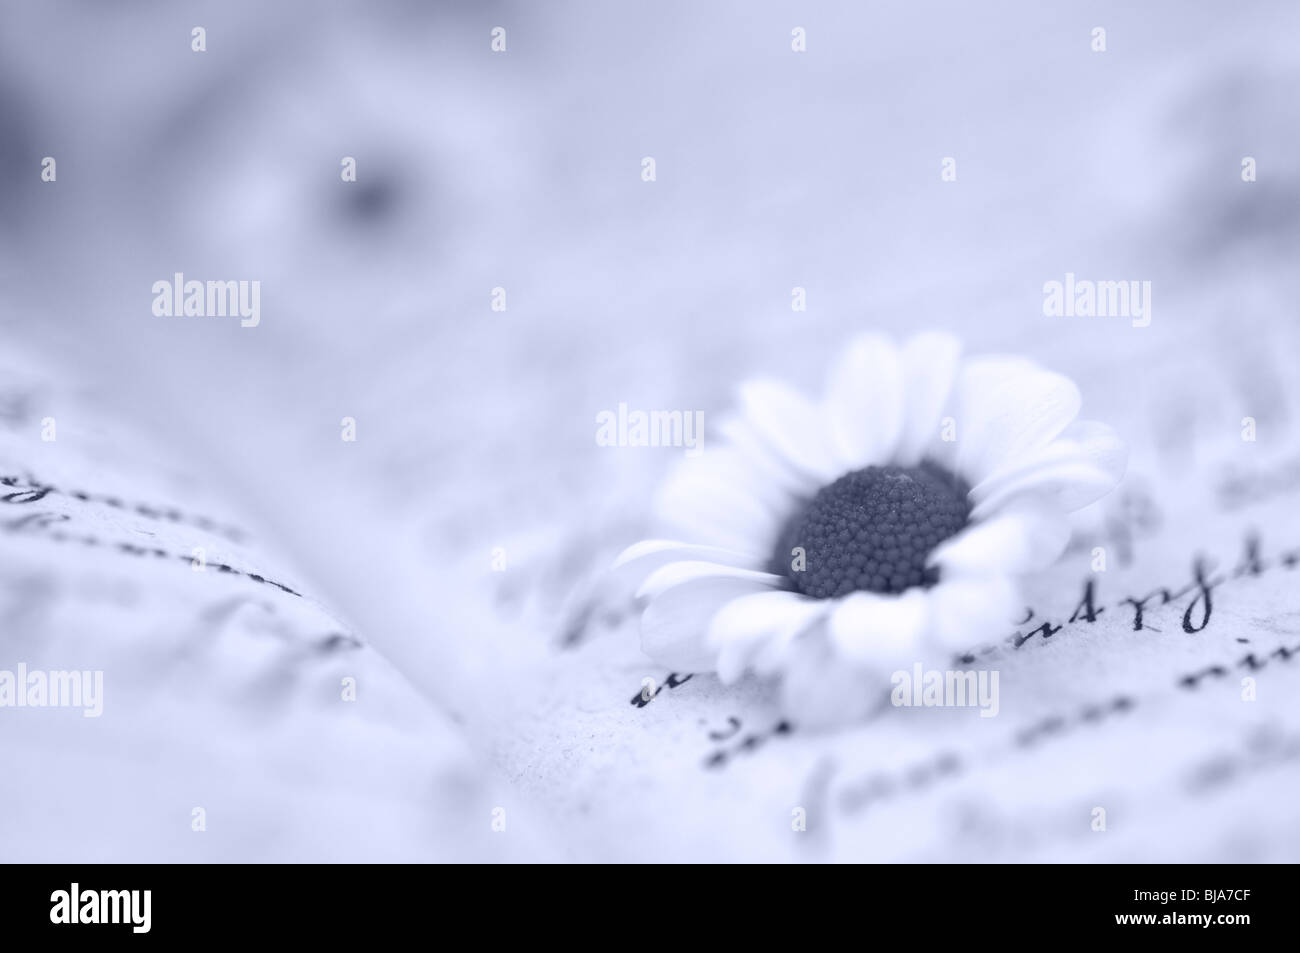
0;347;524;862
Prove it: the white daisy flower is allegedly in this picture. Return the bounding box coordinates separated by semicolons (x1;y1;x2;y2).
613;332;1127;727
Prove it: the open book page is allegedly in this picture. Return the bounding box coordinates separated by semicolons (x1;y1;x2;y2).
0;346;525;862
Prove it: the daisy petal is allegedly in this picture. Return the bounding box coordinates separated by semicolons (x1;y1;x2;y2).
970;419;1127;516
779;629;884;728
955;362;1082;483
614;539;764;571
609;539;766;600
972;463;1116;522
652;451;785;554
828;588;930;666
715;414;823;500
640;574;783;672
637;560;788;601
928;506;1070;576
751;625;803;676
895;332;962;466
706;590;831;684
926;575;1020;651
823;334;904;469
739;379;841;481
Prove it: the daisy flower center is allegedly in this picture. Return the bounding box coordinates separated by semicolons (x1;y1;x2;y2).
773;462;971;599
